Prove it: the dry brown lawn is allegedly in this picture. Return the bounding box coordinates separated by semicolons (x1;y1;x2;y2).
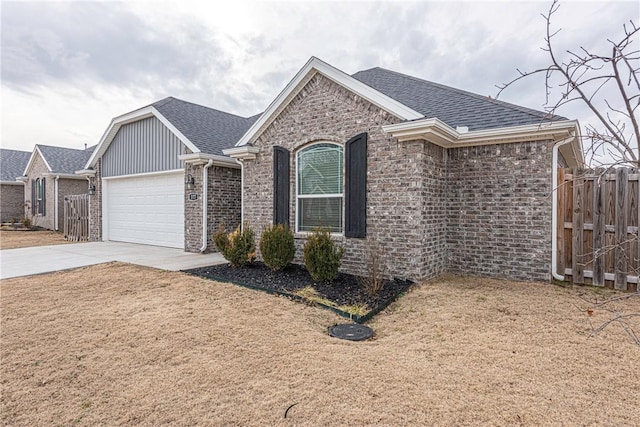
1;263;638;426
0;230;73;250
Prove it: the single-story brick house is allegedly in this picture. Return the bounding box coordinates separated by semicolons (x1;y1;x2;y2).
78;97;259;250
224;57;583;282
0;148;30;223
18;145;94;231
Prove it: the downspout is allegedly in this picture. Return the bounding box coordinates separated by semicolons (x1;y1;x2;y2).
54;175;60;231
200;159;214;253
238;159;245;228
551;135;576;281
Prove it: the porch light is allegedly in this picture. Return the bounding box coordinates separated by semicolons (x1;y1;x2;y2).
185;174;195;190
88;183;96;195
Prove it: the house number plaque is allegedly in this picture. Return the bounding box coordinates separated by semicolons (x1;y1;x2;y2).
188;193;198;201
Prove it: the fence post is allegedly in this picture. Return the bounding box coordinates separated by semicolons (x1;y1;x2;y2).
572;168;585;284
615;168;629;290
592;169;605;286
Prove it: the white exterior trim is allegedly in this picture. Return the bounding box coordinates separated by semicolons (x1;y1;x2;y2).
178;152;240;168
85;106;200;170
382;119;584;166
234;57;424;147
23;146;52;176
101;168;184;181
222;146;260;160
1;180;24;186
42;172;86;180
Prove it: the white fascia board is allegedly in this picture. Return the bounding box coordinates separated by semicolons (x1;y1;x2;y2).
234;56;424;147
1;180;24;185
75;169;97;177
42;172;86;180
84;106;200;169
23;146;52;176
178;152;240;168
383;119;580;147
222;146;260;160
15;176;28;183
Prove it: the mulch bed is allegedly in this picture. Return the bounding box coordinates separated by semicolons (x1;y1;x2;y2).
184;262;413;323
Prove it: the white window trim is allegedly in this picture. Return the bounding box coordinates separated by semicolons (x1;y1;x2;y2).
295;142;344;235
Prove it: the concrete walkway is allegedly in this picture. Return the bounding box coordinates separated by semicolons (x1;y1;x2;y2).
0;241;225;280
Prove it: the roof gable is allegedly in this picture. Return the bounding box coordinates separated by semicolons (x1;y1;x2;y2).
352;67;565;131
86;97;259;169
234;57;424;147
36;144;95;174
0;148;31;182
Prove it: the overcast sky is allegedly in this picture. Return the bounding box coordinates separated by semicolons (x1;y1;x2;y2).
1;0;637;153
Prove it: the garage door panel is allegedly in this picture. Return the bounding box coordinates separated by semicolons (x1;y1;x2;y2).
105;172;184;248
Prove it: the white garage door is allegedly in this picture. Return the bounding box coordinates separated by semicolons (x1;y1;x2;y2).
104;172;184;248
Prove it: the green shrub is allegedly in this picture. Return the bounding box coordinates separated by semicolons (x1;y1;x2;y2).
213;223;256;267
260;224;295;271
303;228;345;282
21;217;31;228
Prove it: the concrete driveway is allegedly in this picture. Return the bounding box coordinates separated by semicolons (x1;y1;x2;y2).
0;241;225;280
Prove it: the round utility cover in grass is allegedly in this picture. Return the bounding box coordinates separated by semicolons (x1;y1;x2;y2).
328;324;373;341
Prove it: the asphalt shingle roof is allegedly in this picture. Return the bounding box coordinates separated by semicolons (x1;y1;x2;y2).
37;144;95;174
351;67;566;131
0;149;31;182
152;97;260;155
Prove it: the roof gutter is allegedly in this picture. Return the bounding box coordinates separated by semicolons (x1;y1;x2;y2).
43;172;86;180
382;119;581;148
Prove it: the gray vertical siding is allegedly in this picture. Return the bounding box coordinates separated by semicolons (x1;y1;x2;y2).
102;117;187;177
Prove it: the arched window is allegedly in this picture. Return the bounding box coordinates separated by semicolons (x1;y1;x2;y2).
296;143;343;233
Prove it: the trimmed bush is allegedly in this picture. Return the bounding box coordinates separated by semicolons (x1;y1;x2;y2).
213;223;256;267
260;224;295;271
303;228;345;283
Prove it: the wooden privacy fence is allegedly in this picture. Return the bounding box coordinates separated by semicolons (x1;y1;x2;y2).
64;194;89;242
558;168;639;291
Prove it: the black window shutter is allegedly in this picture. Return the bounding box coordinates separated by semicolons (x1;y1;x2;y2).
345;133;367;238
31;179;36;215
41;178;46;216
273;146;290;225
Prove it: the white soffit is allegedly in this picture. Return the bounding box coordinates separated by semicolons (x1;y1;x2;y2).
234;56;424;147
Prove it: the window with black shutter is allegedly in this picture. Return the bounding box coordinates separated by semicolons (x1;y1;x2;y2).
273;146;290;225
344;133;367;238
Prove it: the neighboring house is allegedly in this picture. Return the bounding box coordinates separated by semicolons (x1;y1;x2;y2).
20;145;94;231
224;57;583;282
78;97;259;250
0;148;30;223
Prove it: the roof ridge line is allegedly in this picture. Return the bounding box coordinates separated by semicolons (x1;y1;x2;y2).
360;67;560;122
157;96;260;121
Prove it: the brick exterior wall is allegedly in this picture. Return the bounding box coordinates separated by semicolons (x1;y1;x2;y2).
0;184;25;223
88;159;102;241
184;164;242;253
240;73;557;282
24;152;55;230
242;73;447;280
446;141;554;282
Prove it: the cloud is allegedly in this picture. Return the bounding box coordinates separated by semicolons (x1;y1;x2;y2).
1;2;229;92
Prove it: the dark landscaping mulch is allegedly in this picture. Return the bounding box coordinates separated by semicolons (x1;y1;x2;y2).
184;262;413;323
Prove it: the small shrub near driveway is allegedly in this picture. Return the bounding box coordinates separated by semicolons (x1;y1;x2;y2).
303;228;345;282
213;224;256;267
260;224;296;271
